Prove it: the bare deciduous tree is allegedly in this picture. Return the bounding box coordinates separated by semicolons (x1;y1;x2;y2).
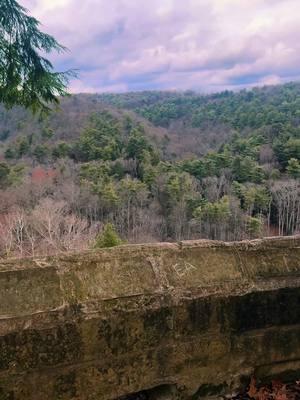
271;180;300;235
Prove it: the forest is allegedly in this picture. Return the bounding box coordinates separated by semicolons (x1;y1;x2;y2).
0;82;299;257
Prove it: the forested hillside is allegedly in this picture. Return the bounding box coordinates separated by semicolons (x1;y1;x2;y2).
0;82;299;258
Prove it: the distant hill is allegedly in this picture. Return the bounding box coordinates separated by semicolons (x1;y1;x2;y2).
98;82;300;130
3;81;300;159
0;95;168;153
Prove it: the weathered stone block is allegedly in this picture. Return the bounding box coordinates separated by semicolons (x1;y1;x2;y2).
0;236;299;399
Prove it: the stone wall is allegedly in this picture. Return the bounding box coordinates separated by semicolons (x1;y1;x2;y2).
0;236;300;399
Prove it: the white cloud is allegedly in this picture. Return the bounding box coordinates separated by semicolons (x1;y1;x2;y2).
20;0;300;92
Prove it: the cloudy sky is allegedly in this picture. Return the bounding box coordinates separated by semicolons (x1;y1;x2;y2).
21;0;300;93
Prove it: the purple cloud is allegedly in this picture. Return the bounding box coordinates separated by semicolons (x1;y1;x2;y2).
20;0;300;93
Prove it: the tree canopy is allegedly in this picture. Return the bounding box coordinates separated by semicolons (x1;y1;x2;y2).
0;0;72;113
0;83;300;257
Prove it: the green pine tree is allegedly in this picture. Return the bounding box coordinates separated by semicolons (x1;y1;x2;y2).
94;223;123;248
0;0;74;112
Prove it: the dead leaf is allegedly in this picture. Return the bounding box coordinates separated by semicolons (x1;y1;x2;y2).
248;377;258;399
272;380;284;392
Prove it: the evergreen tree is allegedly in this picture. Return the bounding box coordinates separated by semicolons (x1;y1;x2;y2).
0;0;73;112
287;158;300;178
75;113;121;162
33;144;49;163
246;216;263;238
94;223;123;248
0;162;10;188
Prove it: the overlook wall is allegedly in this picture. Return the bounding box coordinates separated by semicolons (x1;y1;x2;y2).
0;236;300;399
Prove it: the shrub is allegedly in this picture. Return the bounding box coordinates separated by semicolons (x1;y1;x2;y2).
94;223;123;248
